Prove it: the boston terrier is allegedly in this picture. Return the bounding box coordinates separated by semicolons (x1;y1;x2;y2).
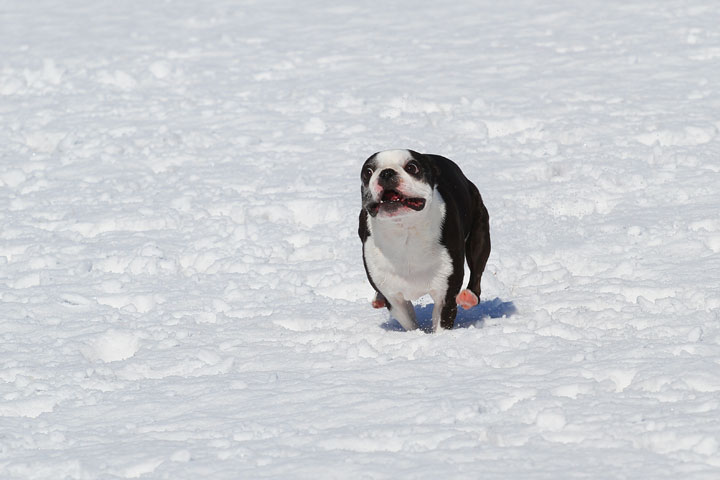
358;149;491;332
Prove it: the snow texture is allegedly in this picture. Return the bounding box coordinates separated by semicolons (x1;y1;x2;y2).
2;0;720;478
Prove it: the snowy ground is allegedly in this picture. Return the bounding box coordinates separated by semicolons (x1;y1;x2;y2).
2;0;720;478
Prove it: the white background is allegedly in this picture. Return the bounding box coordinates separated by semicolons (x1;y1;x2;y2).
2;1;720;478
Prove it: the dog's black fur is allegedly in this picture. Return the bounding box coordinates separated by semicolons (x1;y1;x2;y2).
359;150;491;330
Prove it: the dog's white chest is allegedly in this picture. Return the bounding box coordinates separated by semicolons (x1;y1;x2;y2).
364;194;452;301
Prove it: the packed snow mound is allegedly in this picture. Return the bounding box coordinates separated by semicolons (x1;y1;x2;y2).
81;330;141;363
2;0;720;479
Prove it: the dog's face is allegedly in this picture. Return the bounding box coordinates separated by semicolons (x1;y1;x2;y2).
361;150;436;218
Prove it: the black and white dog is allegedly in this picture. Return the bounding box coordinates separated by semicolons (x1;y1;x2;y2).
358;149;491;332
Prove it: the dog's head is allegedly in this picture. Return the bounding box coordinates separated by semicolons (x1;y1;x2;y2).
360;150;436;218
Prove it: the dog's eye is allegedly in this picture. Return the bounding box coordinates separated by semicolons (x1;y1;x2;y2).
362;167;373;183
404;161;420;175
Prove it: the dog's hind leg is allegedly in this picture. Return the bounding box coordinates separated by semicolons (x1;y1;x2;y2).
457;185;491;310
372;291;387;309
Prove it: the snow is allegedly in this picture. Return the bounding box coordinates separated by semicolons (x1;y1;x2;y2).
2;0;720;478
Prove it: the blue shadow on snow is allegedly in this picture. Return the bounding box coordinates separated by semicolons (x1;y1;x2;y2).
381;297;517;332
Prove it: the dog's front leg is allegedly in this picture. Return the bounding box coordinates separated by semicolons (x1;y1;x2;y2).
429;293;445;333
387;297;418;331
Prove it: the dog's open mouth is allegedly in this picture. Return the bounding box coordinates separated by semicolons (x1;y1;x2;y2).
368;190;426;216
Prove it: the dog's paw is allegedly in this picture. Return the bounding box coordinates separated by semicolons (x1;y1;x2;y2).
456;289;478;310
372;292;387;309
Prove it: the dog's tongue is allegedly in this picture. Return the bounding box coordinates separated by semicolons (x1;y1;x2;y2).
382;190;402;202
377;190;425;212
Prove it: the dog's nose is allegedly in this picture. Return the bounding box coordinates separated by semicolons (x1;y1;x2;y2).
378;168;398;188
379;169;396;180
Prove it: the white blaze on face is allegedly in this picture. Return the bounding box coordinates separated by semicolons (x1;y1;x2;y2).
369;150;433;202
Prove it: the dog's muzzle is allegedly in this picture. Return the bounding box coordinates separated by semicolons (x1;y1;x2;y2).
366;189;426;216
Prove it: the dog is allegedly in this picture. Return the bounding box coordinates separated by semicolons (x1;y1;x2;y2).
358;149;491;332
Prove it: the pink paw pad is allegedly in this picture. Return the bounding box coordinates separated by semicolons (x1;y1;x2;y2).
372;293;386;309
456;289;478;310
